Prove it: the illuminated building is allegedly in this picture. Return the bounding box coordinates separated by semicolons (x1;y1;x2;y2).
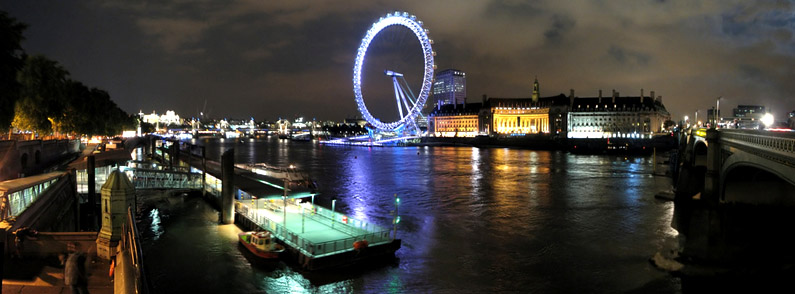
567;89;670;139
428;102;486;137
732;105;765;129
139;110;183;126
485;79;570;136
429;78;570;137
432;69;466;106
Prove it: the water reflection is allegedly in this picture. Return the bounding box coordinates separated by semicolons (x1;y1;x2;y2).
148;208;163;240
142;138;680;293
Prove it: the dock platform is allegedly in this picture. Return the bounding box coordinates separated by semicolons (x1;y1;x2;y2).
153;140;401;270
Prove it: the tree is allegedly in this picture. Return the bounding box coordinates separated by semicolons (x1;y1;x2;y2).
0;10;27;133
12;55;69;138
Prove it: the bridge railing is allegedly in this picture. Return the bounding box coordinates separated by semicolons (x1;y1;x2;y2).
124;168;202;190
720;130;795;155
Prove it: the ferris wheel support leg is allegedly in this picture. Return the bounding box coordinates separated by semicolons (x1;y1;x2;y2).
393;77;405;119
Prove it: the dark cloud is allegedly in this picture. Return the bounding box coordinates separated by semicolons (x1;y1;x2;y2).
544;14;575;43
607;46;651;66
2;0;794;123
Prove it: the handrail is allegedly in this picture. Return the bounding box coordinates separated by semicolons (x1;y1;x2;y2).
720;131;795;155
122;206;150;294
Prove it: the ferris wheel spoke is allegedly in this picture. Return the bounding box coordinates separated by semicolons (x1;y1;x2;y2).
399;76;417;103
398;86;413;116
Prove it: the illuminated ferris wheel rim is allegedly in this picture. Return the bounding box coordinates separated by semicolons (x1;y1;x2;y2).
353;12;435;131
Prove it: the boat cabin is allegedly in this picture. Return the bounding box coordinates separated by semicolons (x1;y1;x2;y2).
250;231;277;251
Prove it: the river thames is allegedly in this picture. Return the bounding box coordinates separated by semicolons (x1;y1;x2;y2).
139;137;682;293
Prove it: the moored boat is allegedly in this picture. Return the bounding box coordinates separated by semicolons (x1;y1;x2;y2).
235;163;318;195
238;231;284;259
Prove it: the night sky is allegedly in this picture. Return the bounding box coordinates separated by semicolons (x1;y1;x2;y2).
3;1;794;123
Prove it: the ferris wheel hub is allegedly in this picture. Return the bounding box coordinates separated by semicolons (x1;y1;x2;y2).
384;70;403;77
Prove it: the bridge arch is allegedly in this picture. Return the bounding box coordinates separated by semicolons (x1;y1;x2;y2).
721;151;795;205
20;152;28;168
693;140;708;167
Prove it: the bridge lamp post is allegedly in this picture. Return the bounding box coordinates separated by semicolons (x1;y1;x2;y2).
695;110;699;127
716;96;723;128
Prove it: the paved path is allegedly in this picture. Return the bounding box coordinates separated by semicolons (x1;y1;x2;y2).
3;256;113;294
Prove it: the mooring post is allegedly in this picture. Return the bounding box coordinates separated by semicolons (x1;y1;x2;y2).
201;146;206;191
87;154;97;230
220;148;235;224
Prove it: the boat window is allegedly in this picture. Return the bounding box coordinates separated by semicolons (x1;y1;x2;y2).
265;239;270;245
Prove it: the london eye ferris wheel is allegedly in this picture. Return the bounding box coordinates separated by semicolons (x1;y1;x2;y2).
352;11;436;134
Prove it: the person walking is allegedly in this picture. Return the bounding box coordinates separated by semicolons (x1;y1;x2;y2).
64;242;89;294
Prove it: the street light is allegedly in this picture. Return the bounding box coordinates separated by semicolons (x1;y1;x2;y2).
282;177;288;235
695;110;699;127
392;194;400;240
716;96;723;128
761;113;774;128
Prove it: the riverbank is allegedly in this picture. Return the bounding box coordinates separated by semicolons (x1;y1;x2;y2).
417;134;676;155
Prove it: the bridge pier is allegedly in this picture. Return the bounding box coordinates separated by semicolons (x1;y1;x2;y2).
703;129;721;203
220;149;234;224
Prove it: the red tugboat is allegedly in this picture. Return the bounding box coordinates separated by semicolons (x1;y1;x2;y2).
238;231;284;259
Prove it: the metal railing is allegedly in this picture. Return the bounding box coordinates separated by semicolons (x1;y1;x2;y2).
121;206;149;294
235;201;393;258
75;162;203;192
721;130;795;155
125;168;202;190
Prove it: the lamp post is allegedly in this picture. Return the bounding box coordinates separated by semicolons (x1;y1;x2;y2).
392;194;400;240
716;96;723;128
694;110;699;128
251;196;255;218
282;177;288;236
331;198;337;228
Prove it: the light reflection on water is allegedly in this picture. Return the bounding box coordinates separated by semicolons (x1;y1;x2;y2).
148;208;162;240
141;137;680;293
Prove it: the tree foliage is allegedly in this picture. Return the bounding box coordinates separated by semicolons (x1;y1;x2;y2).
0;11;27;132
13;55;69;135
3;9;135;138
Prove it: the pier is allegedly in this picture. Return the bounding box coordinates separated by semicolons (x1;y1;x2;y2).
151;137;402;270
